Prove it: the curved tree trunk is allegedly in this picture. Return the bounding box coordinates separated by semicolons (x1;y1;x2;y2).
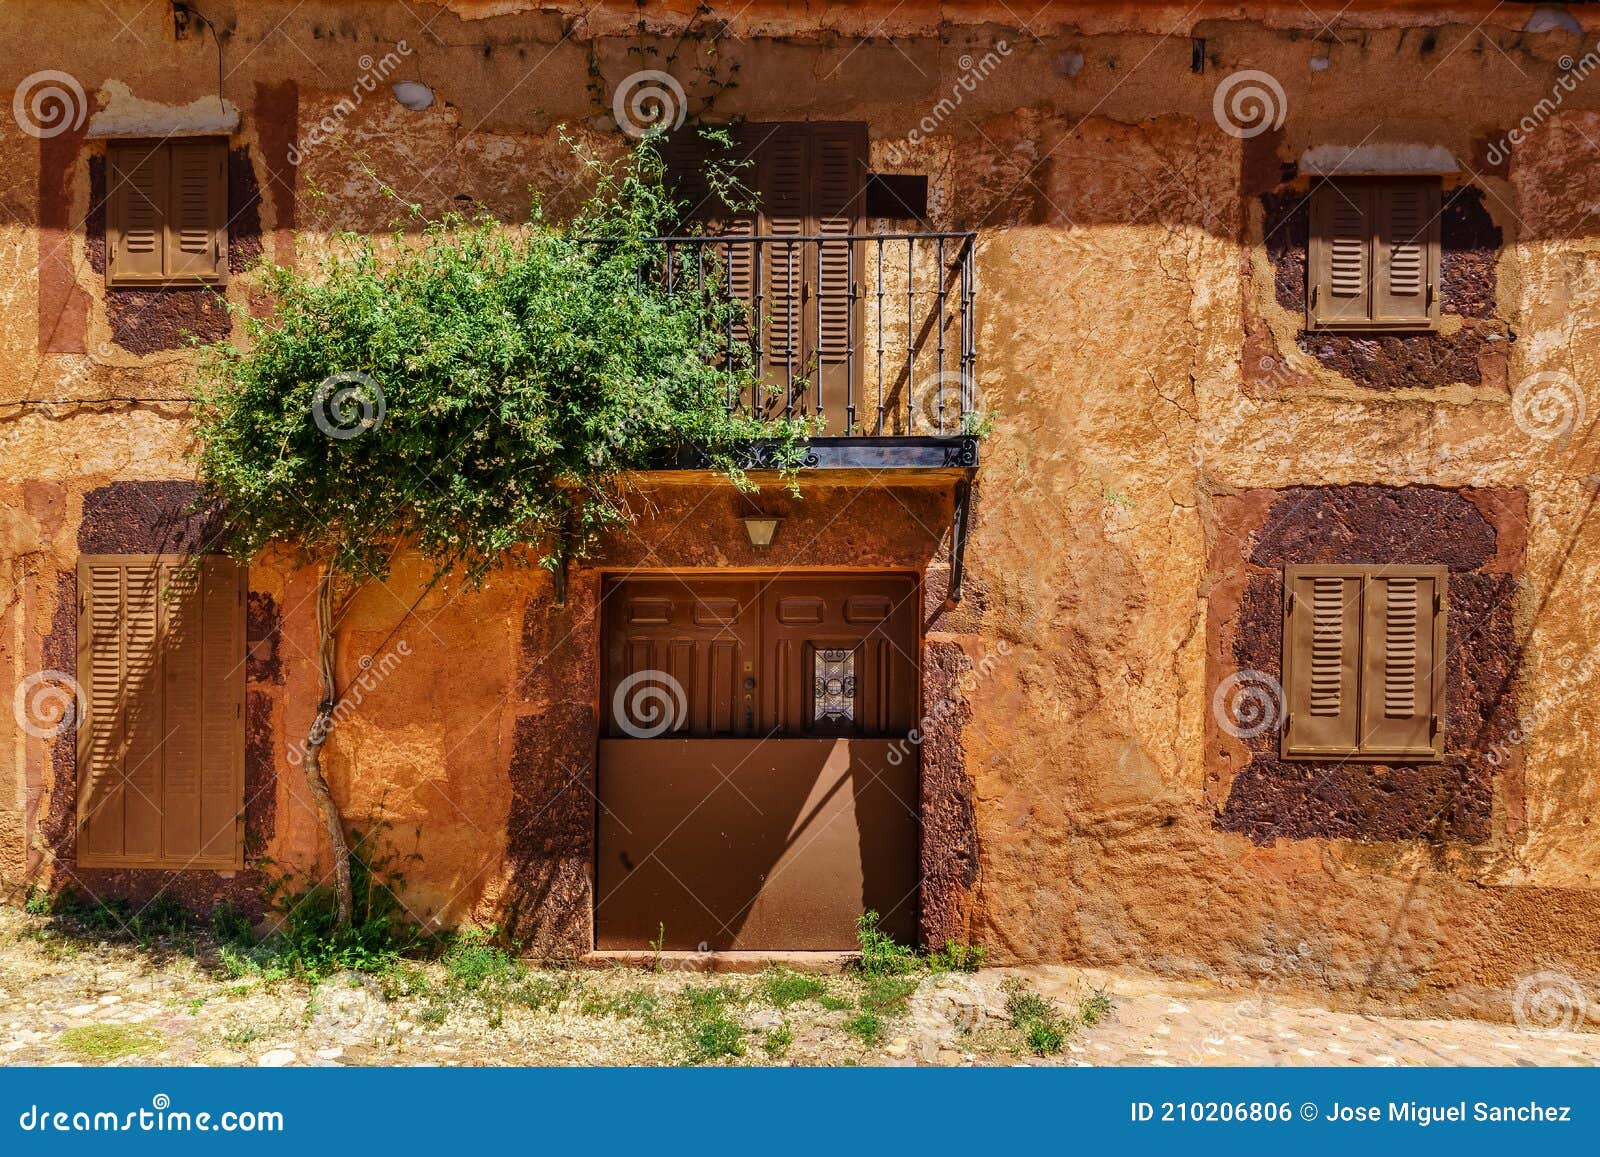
301;563;354;927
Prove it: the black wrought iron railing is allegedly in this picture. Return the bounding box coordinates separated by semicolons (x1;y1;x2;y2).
643;231;978;438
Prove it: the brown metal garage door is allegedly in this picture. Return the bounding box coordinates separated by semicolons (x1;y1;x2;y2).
597;573;920;951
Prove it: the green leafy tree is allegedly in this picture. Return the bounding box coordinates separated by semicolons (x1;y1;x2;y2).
193;137;805;924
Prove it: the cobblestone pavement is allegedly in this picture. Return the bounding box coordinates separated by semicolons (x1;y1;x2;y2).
1022;968;1600;1067
2;909;1595;1066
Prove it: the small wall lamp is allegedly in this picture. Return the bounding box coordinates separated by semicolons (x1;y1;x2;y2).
742;515;782;550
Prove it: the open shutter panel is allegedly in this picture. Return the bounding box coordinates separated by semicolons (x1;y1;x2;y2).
1359;569;1446;758
1374;181;1437;326
79;562;128;860
107;143;168;281
809;124;865;364
199;558;245;863
159;562;204;860
166;140;226;281
1282;569;1363;757
77;560;164;864
1311;182;1372;328
756;124;807;374
120;565;163;859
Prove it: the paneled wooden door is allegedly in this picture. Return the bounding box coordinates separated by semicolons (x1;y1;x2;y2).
597;573;920;951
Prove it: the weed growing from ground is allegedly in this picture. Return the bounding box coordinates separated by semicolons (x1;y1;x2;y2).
671;984;748;1063
580;988;660;1018
926;941;987;973
58;1024;163;1061
1003;977;1082;1055
763;1024;793;1057
861;974;918;1017
1079;989;1113;1027
843;1012;883;1045
855;911;919;976
758;968;827;1008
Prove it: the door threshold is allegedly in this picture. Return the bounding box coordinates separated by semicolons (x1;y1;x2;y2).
583;950;855;974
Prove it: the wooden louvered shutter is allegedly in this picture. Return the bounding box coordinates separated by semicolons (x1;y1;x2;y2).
1309;181;1372;329
76;556;244;869
1282;567;1362;758
77;559;163;862
1374;180;1438;327
1360;568;1446;759
659;129;712;222
166;139;227;281
107;142;168;283
809;123;866;364
757;124;808;374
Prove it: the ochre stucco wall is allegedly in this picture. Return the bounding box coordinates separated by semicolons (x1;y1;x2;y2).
5;2;1600;1020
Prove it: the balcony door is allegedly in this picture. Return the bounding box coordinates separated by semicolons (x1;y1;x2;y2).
596;573;920;951
663;122;867;431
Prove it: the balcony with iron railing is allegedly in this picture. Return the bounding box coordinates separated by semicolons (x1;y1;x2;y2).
643;230;981;470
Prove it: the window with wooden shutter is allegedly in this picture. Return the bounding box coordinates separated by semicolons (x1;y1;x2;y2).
1281;564;1447;761
76;555;245;869
1307;177;1439;332
106;139;228;287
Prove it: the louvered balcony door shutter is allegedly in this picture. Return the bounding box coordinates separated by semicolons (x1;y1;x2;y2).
755;124;808;393
807;123;867;426
1310;182;1372;328
1374;180;1438;327
1282;567;1363;757
1360;568;1446;759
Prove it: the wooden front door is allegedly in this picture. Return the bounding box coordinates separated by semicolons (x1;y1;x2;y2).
597;573;920;951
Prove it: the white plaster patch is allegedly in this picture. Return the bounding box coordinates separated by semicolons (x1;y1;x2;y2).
88;80;238;138
1524;7;1584;36
391;81;435;111
1298;143;1460;176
